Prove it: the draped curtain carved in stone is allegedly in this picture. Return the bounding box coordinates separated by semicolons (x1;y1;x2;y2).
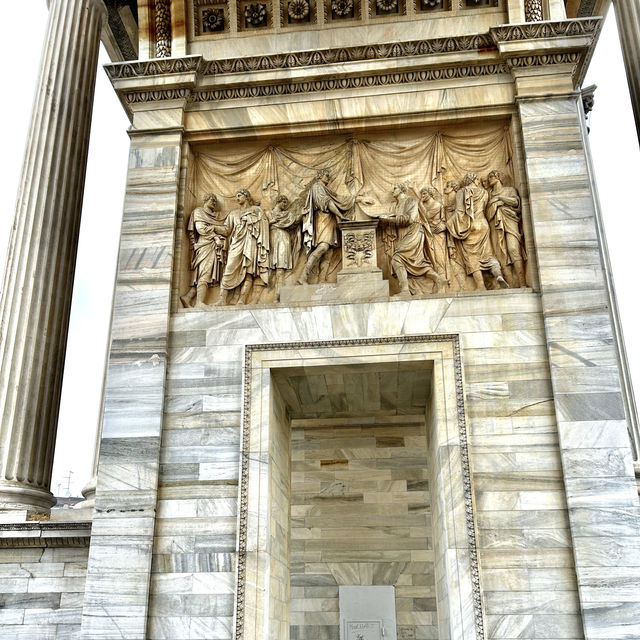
189;123;514;216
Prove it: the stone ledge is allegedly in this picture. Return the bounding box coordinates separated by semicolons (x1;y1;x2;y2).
104;18;602;109
0;521;92;548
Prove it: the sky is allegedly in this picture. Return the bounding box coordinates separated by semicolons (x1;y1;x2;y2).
0;5;638;497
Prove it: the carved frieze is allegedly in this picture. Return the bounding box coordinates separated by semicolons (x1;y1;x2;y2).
190;63;509;102
489;17;600;41
105;56;203;80
180;126;529;307
105;18;600;111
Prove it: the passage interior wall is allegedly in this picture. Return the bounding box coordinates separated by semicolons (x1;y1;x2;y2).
289;416;436;640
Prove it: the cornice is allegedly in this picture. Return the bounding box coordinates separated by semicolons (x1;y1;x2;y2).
106;18;601;107
190;62;509;102
203;33;496;74
489;16;600;42
491;17;602;84
0;521;92;548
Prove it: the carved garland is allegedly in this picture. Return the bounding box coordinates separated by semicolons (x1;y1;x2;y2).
235;335;485;640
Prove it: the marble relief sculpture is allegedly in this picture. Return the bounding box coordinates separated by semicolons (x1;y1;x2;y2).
375;183;446;297
298;169;358;284
267;195;303;301
446;172;509;291
486;170;527;287
181;131;529;306
181;193;228;308
214;189;270;305
419;187;449;282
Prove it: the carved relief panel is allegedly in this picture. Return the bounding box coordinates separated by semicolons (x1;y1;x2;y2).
178;123;530;308
191;0;502;36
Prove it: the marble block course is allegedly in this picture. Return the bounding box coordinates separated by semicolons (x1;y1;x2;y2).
289;418;435;640
0;522;90;640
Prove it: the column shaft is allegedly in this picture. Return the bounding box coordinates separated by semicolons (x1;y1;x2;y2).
0;0;106;512
614;0;640;146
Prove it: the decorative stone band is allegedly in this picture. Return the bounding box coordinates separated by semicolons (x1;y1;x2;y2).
506;52;581;70
125;87;192;104
235;335;485;640
0;522;92;548
105;56;203;79
489;17;600;41
190;63;509;102
203;33;495;74
105;18;599;79
106;17;601;107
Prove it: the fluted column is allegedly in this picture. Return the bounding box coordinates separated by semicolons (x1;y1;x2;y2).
0;0;106;513
614;0;640;147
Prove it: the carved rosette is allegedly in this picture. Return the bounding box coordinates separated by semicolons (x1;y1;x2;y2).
338;220;380;273
344;231;375;267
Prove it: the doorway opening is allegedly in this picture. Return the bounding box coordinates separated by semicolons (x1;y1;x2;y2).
235;337;483;640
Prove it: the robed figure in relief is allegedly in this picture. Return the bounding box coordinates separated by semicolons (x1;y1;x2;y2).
298;168;357;284
485;170;527;287
214;188;270;305
419;187;449;283
267;194;303;301
446;172;508;291
182;193;228;308
381;183;446;296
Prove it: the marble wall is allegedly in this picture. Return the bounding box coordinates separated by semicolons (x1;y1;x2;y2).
80;130;185;639
148;291;586;639
289;416;437;640
0;544;88;639
519;94;640;640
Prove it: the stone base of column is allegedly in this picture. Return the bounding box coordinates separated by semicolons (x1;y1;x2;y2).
0;482;56;514
79;476;97;510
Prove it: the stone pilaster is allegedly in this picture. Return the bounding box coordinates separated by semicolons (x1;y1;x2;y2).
80;125;184;639
613;0;640;146
518;93;640;640
0;0;106;514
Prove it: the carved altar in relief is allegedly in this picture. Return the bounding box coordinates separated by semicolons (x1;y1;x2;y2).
179;122;529;307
